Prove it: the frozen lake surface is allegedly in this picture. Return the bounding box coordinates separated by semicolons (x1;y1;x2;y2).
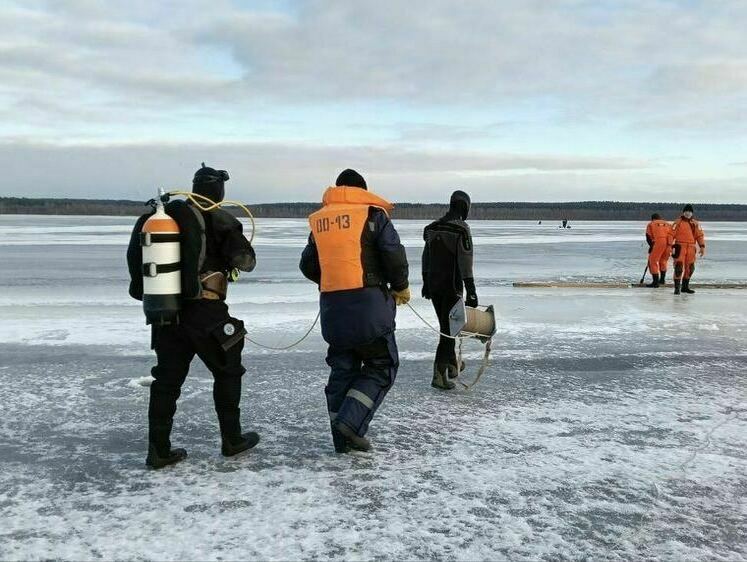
0;216;745;560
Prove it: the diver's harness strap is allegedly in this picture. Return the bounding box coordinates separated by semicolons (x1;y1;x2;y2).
142;262;180;277
140;232;180;246
200;271;228;300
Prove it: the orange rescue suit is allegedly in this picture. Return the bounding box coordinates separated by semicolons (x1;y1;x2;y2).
645;219;673;275
309;186;394;293
672;217;705;280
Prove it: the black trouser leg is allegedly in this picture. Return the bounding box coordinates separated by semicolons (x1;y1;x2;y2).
149;325;194;454
431;294;458;366
213;376;243;440
187;301;248;440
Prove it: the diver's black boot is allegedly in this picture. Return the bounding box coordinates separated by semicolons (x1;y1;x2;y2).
146;443;187;469
431;363;455;390
334;421;371;452
682;279;695;294
659;271;667;286
146;422;187;469
218;411;260;457
448;360;466;379
221;432;260;456
674;280;681;295
646;275;659;288
331;422;349;453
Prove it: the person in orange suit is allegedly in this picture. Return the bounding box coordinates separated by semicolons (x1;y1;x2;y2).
671;204;706;295
645;213;674;287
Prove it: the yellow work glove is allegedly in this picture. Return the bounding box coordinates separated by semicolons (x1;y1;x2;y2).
391;287;411;306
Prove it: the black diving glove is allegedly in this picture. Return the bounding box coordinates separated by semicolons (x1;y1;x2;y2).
464;278;478;308
421;284;431;300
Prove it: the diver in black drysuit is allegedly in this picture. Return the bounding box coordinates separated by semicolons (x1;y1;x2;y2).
421;190;477;390
127;164;258;469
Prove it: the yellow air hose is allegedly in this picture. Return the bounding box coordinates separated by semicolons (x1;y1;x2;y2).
167;189;321;350
167;190;256;244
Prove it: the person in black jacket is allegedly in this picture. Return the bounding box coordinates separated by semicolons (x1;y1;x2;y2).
422;190;477;390
131;164;259;469
299;169;409;453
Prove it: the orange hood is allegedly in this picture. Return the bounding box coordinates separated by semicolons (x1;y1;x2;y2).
321;186;394;212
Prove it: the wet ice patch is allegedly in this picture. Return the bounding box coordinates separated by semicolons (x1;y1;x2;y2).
36;329;70;341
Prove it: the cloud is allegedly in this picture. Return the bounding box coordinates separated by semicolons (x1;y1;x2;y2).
2;1;746;126
192;0;747;111
0;1;745;202
394;122;513;144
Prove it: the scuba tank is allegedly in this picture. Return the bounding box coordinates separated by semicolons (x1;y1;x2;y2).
141;190;181;324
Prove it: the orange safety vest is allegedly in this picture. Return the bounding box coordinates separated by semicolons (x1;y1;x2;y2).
309;186;394;293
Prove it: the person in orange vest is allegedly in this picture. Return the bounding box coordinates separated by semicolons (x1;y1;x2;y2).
300;169;410;453
672;204;706;295
644;213;674;287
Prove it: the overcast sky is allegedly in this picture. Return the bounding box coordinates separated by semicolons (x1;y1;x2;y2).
1;0;746;203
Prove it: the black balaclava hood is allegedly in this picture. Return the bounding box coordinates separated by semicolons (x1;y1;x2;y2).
448;190;471;220
335;169;367;190
683;204;694;213
651;213;661;220
193;162;229;203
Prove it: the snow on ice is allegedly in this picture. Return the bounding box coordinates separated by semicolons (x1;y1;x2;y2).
0;217;745;560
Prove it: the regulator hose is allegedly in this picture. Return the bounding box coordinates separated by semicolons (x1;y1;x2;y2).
167;190;256;244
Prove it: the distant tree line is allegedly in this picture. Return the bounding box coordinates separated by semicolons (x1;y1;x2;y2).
395;202;747;221
0;197;147;216
1;197;746;221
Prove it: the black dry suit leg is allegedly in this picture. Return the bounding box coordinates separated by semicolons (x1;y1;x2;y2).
214;376;259;456
148;324;191;468
185;301;258;456
325;334;398;452
146;420;187;469
430;294;461;389
148;300;257;462
431;294;459;367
